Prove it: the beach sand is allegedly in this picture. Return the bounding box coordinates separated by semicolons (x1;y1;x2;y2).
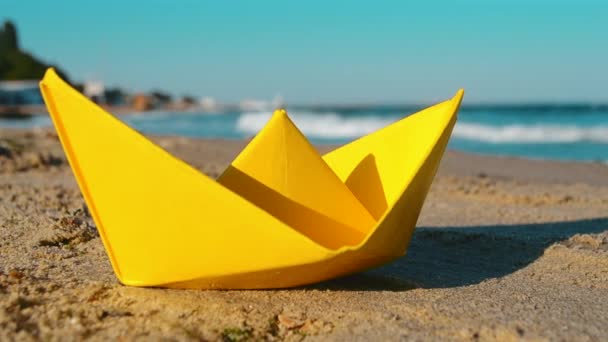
1;128;607;341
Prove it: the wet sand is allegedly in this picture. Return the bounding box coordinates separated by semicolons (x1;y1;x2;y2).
1;128;607;341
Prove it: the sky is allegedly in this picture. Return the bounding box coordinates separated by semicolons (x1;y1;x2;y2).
2;0;608;104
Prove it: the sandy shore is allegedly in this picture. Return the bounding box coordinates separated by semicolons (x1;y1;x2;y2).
1;128;607;341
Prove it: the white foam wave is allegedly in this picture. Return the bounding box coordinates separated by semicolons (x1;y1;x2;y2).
237;111;396;138
238;111;608;144
454;123;608;144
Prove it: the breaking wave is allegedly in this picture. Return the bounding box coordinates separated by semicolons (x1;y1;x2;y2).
236;111;397;139
237;111;608;144
454;123;608;144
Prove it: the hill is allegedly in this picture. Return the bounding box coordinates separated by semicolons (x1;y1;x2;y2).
0;20;70;82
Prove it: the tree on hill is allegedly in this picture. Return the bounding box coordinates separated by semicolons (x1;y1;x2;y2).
0;20;70;82
0;21;18;51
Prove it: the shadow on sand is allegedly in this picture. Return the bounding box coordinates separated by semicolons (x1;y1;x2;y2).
309;217;608;291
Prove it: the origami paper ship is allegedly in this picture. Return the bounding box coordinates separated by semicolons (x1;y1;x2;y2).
39;69;464;289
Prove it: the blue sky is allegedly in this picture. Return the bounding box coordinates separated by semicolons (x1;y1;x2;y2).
3;0;607;104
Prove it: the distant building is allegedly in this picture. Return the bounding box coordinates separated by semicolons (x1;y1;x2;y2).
199;97;217;111
83;80;106;104
0;80;43;105
132;93;153;112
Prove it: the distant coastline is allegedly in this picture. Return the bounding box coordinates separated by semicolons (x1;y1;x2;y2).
4;101;608;119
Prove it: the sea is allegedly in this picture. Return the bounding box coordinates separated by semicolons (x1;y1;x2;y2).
2;104;607;163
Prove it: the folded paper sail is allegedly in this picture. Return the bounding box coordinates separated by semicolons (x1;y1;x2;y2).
39;68;464;289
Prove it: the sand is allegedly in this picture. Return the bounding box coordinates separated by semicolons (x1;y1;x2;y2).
1;128;607;341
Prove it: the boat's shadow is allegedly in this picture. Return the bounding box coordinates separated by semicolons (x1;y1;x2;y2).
307;217;608;291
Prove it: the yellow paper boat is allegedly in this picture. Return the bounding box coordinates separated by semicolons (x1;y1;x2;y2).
39;68;463;289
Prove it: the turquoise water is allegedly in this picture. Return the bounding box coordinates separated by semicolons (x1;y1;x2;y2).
2;105;607;162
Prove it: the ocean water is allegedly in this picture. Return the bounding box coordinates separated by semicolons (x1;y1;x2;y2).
2;104;607;163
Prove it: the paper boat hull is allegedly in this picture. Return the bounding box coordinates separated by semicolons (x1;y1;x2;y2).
39;68;462;289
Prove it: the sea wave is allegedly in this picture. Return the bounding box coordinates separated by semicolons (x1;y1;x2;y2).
236;111;396;138
237;111;608;144
454;123;608;144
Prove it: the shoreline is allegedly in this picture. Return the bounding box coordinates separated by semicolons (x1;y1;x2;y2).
0;105;154;118
1;129;607;340
2;127;606;185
